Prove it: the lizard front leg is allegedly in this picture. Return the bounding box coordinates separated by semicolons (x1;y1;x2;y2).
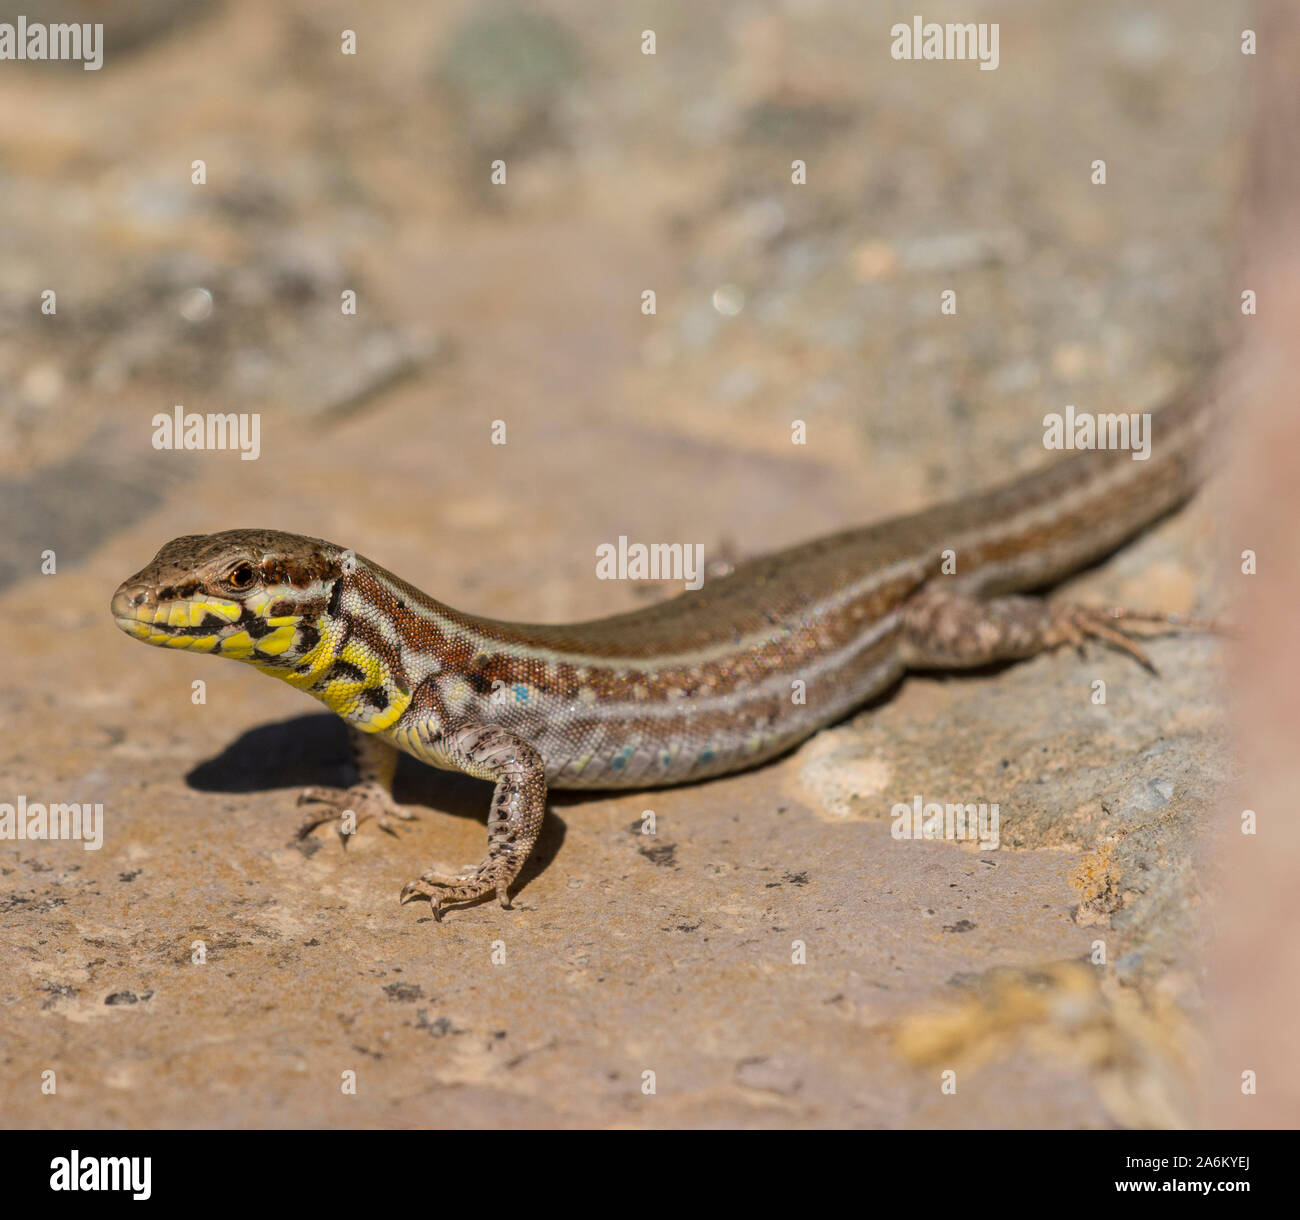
395;721;547;920
297;726;416;841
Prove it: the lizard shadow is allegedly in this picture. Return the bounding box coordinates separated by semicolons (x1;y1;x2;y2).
184;712;597;887
181;652;1067;889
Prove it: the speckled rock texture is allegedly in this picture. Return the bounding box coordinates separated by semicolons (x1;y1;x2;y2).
0;0;1246;1127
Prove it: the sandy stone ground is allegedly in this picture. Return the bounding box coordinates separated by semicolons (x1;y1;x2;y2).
0;1;1251;1127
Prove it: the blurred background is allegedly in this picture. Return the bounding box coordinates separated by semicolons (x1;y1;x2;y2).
0;0;1291;1130
0;0;1241;599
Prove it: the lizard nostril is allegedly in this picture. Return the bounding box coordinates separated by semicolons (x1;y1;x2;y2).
111;583;154;617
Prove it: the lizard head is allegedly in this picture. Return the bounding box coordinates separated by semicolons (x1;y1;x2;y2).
110;529;346;666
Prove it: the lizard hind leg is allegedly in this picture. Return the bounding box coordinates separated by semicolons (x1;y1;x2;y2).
899;586;1221;674
396;722;548;920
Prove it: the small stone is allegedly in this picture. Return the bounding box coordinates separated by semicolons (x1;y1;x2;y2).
736;1055;803;1096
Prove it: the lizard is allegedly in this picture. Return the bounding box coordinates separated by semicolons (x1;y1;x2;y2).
110;379;1221;918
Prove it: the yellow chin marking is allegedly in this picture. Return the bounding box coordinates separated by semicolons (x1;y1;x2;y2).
306;638;411;733
143;631;173;645
342;640;384;683
190;599;241;626
220;630;255;659
145;604;413;736
275;631;334;691
360;687;410;733
254;624;298;657
134;598;242;632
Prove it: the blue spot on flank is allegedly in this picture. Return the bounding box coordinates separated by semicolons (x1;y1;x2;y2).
612;746;634;770
514;684;529;703
661;751;672;766
699;746;716;765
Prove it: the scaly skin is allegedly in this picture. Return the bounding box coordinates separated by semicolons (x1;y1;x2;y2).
111;380;1221;917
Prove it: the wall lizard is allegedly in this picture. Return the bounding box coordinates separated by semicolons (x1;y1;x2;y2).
111;381;1221;917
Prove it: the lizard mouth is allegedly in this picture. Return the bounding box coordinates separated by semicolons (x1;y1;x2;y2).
112;615;227;648
111;584;305;663
111;584;249;641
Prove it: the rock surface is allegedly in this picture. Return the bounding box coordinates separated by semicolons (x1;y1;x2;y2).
0;0;1241;1127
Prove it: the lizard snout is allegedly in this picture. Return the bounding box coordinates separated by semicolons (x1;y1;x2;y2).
111;581;155;622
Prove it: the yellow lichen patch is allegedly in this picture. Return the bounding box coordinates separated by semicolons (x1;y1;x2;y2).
1072;835;1125;926
891;961;1199;1128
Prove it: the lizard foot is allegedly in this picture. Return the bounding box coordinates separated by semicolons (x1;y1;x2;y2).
296;781;416;844
399;866;512;921
1045;604;1226;674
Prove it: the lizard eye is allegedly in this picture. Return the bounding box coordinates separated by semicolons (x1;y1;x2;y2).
228;563;258;590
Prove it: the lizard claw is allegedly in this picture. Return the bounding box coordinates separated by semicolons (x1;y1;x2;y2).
399;867;511;920
1048;604;1227;674
399;878;443;919
295;782;416;843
